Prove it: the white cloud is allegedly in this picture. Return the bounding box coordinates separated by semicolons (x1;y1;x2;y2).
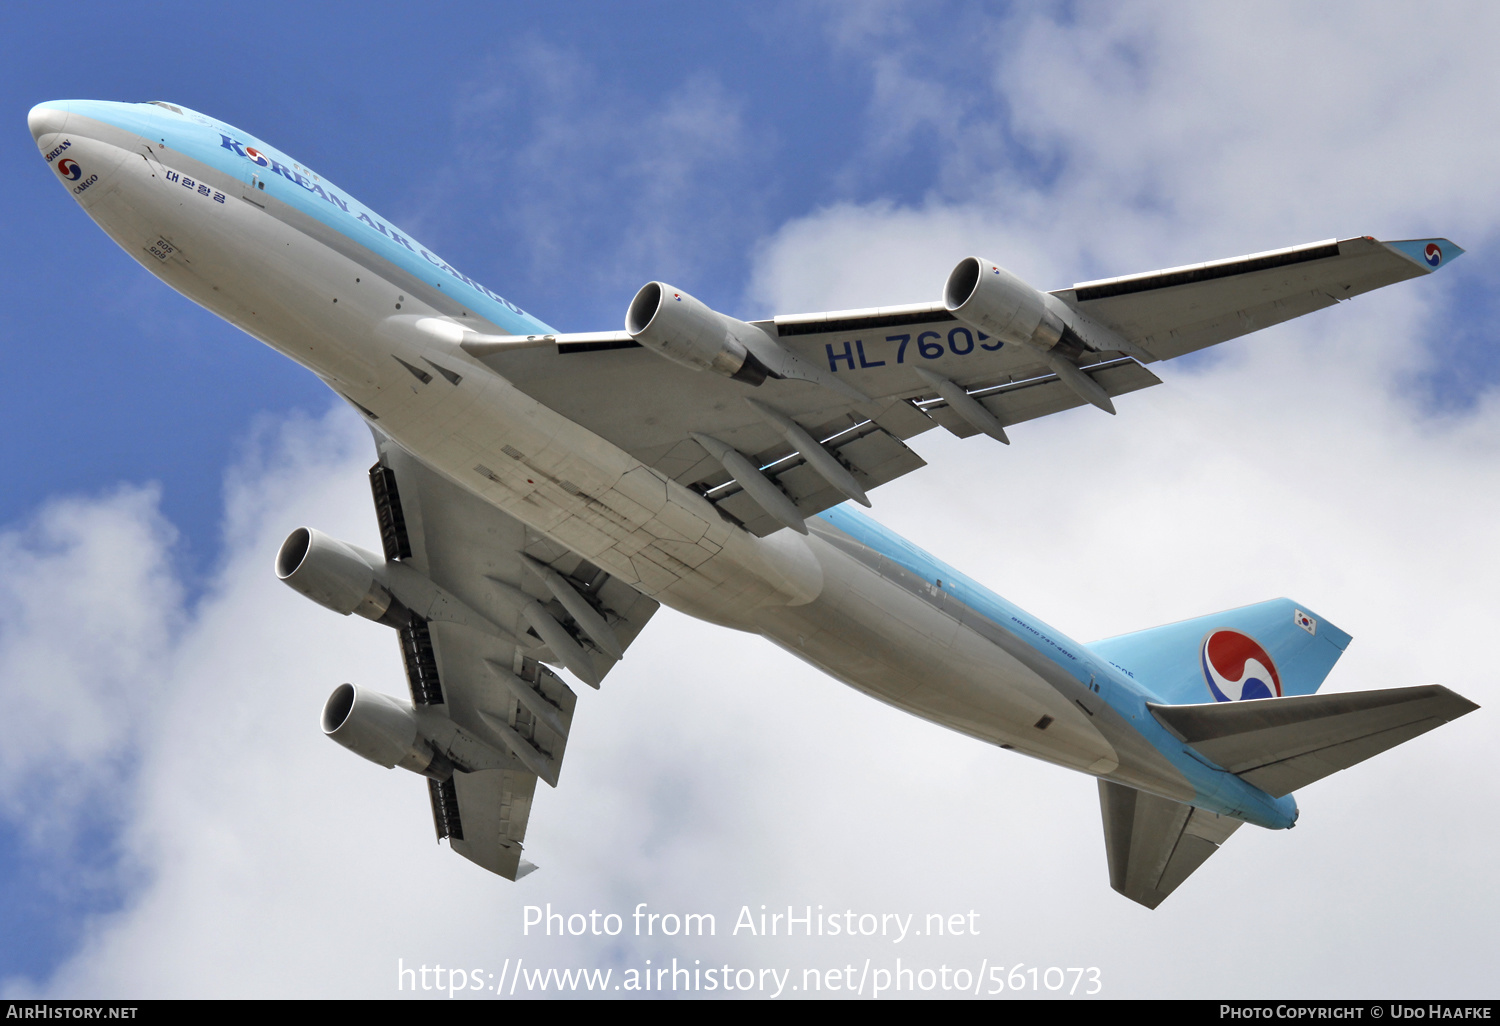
807;1;1500;279
0;486;179;849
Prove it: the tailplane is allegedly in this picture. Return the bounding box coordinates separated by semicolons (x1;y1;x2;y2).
1150;684;1478;798
1102;684;1477;908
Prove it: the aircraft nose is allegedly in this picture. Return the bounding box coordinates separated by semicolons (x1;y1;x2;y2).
28;103;68;142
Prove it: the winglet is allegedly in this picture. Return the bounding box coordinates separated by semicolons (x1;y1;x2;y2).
1382;238;1464;272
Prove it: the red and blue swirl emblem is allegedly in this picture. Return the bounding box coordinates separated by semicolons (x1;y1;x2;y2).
244;146;271;168
1201;630;1282;702
1424;243;1443;267
57;158;81;181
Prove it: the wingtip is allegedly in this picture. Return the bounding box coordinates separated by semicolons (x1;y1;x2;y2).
1381;238;1464;272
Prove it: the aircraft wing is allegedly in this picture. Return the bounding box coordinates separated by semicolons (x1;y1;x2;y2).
468;237;1454;537
468;310;1159;537
1097;780;1243;910
368;433;660;877
1058;236;1460;361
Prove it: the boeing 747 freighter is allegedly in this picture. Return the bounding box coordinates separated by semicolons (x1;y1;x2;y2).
30;98;1477;907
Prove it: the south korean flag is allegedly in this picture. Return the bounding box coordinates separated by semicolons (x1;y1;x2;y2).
1294;609;1317;635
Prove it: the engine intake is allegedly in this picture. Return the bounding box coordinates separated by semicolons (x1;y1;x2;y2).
945;256;1119;413
276;527;407;626
626;281;770;384
322;683;452;779
944;256;1072;353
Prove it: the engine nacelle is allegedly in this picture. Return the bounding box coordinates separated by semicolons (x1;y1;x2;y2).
275;527;404;625
277;526;521;642
943;256;1073;353
322;683;453;779
626;281;770;384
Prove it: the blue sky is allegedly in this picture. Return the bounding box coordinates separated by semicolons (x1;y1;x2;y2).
3;1;1499;998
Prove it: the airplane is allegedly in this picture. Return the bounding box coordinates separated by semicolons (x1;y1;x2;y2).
28;98;1478;909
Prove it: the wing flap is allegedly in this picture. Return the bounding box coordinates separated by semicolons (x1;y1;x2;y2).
706;357;1156;533
1125;290;1337;363
1149;684;1479;798
709;421;927;537
1098;780;1242;909
921;358;1160;438
979;357;1161;426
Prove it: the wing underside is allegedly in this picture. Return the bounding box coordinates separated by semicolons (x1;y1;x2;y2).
474;321;1161;536
368;435;659;878
470;236;1450;536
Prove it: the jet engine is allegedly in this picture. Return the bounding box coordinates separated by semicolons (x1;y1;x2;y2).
943;256;1122;413
321;683;452;779
275;527;407;626
942;257;1076;354
625;281;771;384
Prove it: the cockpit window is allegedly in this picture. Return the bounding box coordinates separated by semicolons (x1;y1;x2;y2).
148;101;183;114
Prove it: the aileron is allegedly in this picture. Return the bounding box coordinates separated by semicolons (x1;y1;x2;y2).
1058;236;1461;361
1070;239;1343;302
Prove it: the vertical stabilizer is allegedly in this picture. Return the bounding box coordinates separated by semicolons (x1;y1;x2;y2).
1087;598;1349;705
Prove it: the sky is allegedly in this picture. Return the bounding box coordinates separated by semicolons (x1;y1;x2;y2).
2;0;1498;1000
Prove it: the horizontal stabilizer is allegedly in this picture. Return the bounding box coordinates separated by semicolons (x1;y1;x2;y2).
1098;780;1242;909
1150;685;1478;798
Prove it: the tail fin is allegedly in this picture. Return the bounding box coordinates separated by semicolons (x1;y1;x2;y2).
1087;598;1350;705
